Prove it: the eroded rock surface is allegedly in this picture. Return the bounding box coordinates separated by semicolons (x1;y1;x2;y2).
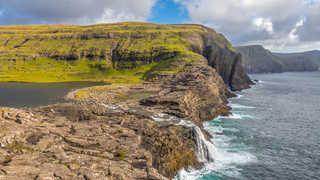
0;103;195;180
1;59;238;180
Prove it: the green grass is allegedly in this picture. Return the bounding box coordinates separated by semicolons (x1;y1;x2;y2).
115;150;128;160
0;57;166;83
0;22;233;83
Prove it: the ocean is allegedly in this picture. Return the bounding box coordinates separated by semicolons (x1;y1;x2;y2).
176;71;320;180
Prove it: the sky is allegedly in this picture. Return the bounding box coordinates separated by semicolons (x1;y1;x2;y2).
0;0;320;53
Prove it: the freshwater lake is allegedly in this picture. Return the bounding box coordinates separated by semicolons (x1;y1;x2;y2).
0;82;104;107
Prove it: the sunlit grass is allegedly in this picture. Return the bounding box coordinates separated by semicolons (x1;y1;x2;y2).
0;22;234;83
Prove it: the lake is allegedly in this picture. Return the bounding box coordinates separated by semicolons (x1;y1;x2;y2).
0;82;104;107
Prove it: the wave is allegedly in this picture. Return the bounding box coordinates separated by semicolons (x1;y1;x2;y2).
149;103;257;180
100;101;256;180
215;113;254;120
230;104;256;109
174;117;257;180
228;113;243;119
232;94;244;99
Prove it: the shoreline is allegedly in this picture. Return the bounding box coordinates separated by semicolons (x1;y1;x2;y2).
0;59;241;179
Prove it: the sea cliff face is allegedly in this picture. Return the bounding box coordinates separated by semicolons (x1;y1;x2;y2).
273;51;320;72
236;45;283;74
236;45;319;73
0;22;251;89
0;22;251;179
183;28;252;90
0;59;232;179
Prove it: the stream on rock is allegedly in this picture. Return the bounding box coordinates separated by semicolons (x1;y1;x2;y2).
1;72;319;180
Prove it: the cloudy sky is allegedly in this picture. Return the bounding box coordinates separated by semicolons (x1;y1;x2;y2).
0;0;319;52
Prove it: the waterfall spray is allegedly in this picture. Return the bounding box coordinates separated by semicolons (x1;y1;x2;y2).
193;126;217;163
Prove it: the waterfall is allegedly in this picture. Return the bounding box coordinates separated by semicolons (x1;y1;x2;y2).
151;112;217;163
193;126;217;163
99;106;219;179
174;126;218;180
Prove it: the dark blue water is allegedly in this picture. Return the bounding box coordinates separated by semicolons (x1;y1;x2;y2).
0;82;104;107
178;72;320;180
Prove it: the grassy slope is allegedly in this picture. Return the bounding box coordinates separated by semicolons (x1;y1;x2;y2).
0;22;232;83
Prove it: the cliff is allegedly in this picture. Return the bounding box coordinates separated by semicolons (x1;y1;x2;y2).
236;45;283;73
236;45;319;73
274;51;320;71
0;22;252;179
0;58;233;179
0;22;251;90
301;50;320;65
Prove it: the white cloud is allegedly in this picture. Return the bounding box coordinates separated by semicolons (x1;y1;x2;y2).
288;18;306;42
244;17;311;52
253;17;274;34
95;9;146;24
175;0;320;52
0;0;157;25
246;38;320;53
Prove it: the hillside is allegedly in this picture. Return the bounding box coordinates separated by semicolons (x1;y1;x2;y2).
0;22;254;179
302;50;320;65
236;45;283;73
274;51;320;71
0;22;251;90
236;45;319;73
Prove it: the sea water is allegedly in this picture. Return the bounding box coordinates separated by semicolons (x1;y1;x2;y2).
176;72;320;180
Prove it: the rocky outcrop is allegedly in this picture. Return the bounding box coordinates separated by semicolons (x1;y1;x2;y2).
182;28;253;91
0;22;252;91
0;58;236;179
203;44;253;91
201;30;252;91
140;58;232;125
0;22;253;179
0;103;196;179
236;45;283;73
236;45;319;73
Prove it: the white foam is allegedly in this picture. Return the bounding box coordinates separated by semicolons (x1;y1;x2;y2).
230;104;256;109
240;114;255;119
231;112;255;120
228;113;243;119
205;120;257;167
174;148;256;180
209;125;224;134
174;117;257;180
217;113;243;119
174;168;201;180
150;106;257;179
233;94;244;99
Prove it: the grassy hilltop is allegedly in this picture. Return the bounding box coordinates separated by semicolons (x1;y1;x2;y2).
0;22;233;84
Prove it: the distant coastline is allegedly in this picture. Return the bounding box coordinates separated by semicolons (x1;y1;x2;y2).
236;45;320;74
